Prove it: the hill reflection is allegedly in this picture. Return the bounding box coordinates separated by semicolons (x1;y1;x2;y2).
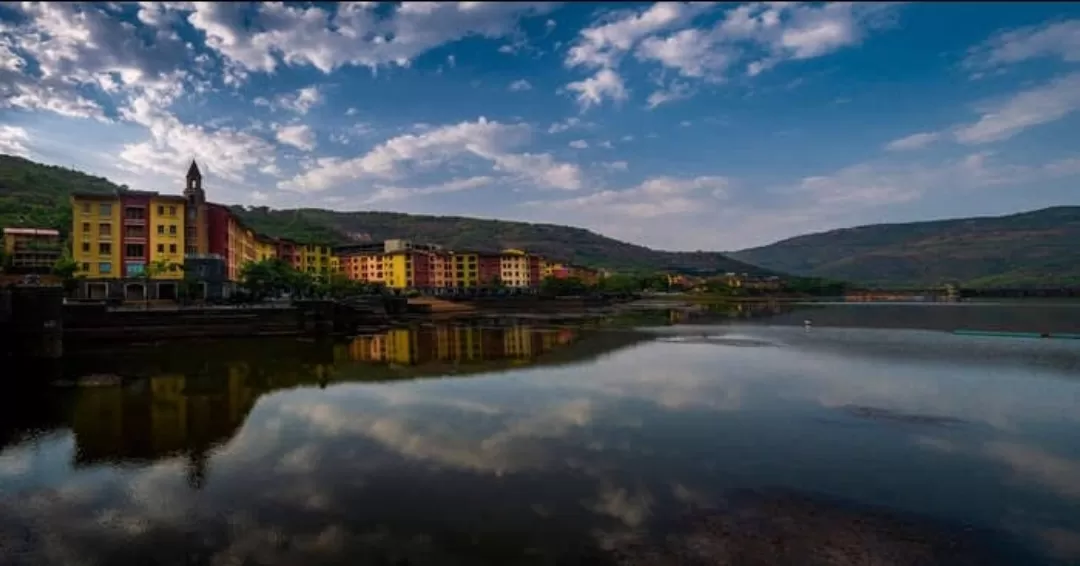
41;324;649;475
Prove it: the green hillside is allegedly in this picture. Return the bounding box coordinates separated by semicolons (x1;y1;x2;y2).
0;154;767;274
730;207;1080;288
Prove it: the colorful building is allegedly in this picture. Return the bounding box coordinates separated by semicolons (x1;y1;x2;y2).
498;249;542;288
2;227;63;273
543;260;601;285
70;161;339;300
71;188;187;300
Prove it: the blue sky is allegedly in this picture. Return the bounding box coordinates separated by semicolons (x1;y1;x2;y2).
1;2;1079;251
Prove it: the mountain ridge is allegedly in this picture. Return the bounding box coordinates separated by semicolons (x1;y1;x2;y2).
730;205;1080;287
0;153;770;275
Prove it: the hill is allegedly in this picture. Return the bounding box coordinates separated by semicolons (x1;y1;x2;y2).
0;154;767;274
730;207;1080;288
232;206;770;273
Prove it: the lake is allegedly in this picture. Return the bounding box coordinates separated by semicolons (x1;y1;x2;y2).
2;303;1079;565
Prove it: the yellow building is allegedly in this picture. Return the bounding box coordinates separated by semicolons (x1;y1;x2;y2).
452;252;480;288
298;244;335;275
255;237;277;262
499;248;534;288
383;250;414;289
72;192;122;280
71;190;187;299
148;195;187;279
225;217;258;281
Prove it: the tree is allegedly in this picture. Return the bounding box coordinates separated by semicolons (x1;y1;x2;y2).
239;258;297;300
540;276;590;297
142;258;182;308
597;273;641;294
52;255;80;296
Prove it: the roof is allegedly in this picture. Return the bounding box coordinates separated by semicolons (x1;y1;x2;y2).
186;160;202;179
70;191;118;200
3;228;61;236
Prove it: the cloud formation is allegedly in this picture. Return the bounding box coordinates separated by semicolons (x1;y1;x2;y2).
0;3;1078;250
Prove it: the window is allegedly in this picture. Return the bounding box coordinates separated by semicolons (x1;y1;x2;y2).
157;205;165;216
99;262;112;274
125;262;145;277
157;225;165;235
99;223;111;236
81;262;90;272
168;206;176;216
169;225;177;235
169;244;177;254
187;208;197;220
99;203;112;217
81;242;90;253
81;203;91;214
82;222;91;233
157;244;165;253
125;244;144;257
99;243;111;255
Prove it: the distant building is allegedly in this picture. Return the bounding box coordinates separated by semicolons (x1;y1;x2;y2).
70;162;341;301
1;227;63;274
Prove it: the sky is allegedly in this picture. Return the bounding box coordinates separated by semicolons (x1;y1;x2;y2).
1;2;1079;252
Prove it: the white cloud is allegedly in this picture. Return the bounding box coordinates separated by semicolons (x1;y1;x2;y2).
645;81;695;109
563;2;896;106
275;124;317;151
362;176;495;205
257;86;324;115
547;117;593;134
0;125;31;157
964;19;1080;72
565;2;713;70
600;160;628;171
280;117;582;193
565;68;629;109
885;131;941;151
0;3;194;120
528;175;729;219
954;72;1080;144
569;140;589;149
183;2;558;75
636;28;734;80
508;79;533;91
117;91;278;185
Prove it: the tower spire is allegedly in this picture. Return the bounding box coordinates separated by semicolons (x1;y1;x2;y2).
186;159;202;181
184;159;204;201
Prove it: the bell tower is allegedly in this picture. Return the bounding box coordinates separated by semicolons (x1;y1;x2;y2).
184;160;205;205
182;160;209;256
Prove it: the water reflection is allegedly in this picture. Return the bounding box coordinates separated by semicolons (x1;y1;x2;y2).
2;314;1080;565
3;324;645;476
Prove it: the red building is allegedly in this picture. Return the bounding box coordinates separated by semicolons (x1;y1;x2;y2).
477;253;501;285
119;191;151;277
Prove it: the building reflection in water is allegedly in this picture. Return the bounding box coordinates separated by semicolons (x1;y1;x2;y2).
64;324;587;483
335;325;579;367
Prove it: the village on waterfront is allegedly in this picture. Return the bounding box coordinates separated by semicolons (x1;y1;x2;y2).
1;161;817;309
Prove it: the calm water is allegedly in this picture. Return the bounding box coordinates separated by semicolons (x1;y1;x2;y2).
2;305;1080;565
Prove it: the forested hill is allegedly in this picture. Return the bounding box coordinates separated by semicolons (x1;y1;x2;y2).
0;154;768;274
730;207;1080;288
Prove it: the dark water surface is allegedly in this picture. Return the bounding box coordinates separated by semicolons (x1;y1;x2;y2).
2;306;1080;565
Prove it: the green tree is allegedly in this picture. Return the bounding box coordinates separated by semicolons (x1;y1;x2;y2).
540;276;590;297
52;255;80;296
239;258;297;300
141;258;182;308
597;273;641;294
